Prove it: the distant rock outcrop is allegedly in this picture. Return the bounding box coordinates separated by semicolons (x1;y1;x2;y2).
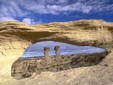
0;19;113;85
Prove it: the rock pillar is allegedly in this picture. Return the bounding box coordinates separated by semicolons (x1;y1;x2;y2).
54;46;60;58
44;47;51;63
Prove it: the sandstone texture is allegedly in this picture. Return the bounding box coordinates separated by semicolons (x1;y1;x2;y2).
0;20;113;85
11;51;108;80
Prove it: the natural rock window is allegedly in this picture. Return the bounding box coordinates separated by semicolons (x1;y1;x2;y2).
11;41;109;80
21;41;107;57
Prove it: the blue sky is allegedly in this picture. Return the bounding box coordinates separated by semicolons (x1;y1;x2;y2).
0;0;113;25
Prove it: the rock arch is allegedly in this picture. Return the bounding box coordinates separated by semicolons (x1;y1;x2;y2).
0;20;113;84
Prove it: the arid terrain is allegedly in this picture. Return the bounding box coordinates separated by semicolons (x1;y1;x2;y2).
0;19;113;85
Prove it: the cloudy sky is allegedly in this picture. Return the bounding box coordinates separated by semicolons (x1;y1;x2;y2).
0;0;113;24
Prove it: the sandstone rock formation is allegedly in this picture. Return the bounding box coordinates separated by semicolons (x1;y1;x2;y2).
11;51;109;80
0;19;113;85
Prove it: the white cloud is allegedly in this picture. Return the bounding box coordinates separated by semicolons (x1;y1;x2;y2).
0;0;113;22
46;2;92;14
22;18;32;25
15;0;113;15
0;0;28;21
0;0;113;16
22;18;43;25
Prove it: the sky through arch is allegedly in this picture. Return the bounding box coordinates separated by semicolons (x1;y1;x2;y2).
22;41;106;58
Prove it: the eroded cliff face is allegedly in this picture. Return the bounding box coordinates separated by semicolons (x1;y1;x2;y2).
0;20;113;85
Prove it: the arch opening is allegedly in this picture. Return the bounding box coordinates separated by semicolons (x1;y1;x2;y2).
22;41;106;58
11;41;109;80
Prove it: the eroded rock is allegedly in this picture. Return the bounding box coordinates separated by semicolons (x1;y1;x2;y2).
0;19;113;85
11;50;109;80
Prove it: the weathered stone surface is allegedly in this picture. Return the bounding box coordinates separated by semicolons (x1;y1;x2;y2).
0;19;113;85
11;51;109;80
